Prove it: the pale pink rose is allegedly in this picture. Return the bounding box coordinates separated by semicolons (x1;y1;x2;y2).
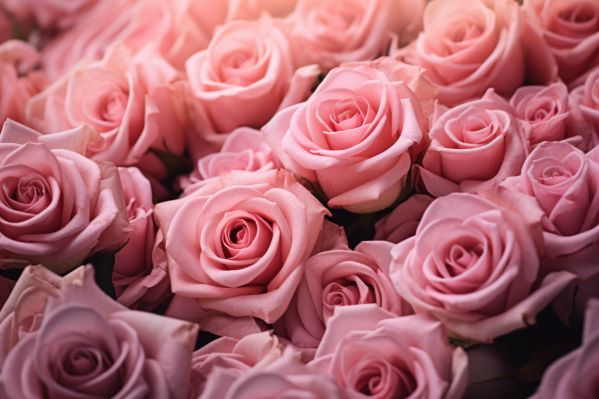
524;0;599;86
374;194;434;243
0;120;129;272
532;299;599;399
399;0;557;105
185;17;319;159
200;348;351;399
419;89;528;197
28;46;186;176
2;0;99;29
287;0;425;71
390;192;576;342
0;40;47;125
265;59;429;213
190;331;283;397
155;170;328;336
511;81;592;148
0;265;198;399
309;305;468;399
279;241;412;349
570;66;599;145
227;0;298;18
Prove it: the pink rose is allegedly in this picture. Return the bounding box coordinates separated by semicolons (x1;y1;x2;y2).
309;305;468;399
0;276;14;308
524;0;599;86
399;0;557;105
185;17;319;159
2;0;99;29
390;192;576;342
0;11;11;43
279;241;411;349
190;331;283;397
265;58;429;213
570;66;599;145
418;89;528;197
374;194;434;243
0;265;198;398
511;81;592;148
155;170;328;336
287;0;425;71
0;120;129;272
200;348;351;399
532;299;599;399
27;46;186;176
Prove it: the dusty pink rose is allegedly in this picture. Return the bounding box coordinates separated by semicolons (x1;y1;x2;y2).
309;304;468;399
27;46;186;176
0;11;10;43
279;241;411;349
185;17;319;158
0;120;129;272
524;0;599;86
532;299;599;399
190;331;283;397
419;90;528;197
155;170;328;336
0;265;198;399
287;0;425;71
374;194;434;243
390;192;576;342
399;0;557;105
265;59;430;213
570;66;599;145
2;0;99;29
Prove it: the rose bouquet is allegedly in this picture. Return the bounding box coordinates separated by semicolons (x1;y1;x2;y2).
0;0;597;397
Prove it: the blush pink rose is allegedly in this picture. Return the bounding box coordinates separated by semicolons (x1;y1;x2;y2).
0;120;129;272
532;299;599;399
185;17;319;159
287;0;425;71
2;0;99;29
0;265;198;399
279;241;412;349
398;0;557;105
265;58;430;213
27;46;186;175
390;192;576;342
524;0;599;86
155;170;328;336
570;66;599;145
374;194;434;243
309;304;468;399
418;89;528;197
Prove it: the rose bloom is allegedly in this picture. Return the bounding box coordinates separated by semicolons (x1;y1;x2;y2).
309;305;468;399
27;46;186;176
2;0;99;29
374;194;434;243
265;58;431;213
570;66;599;145
418;89;528;197
398;0;557;105
524;0;599;86
0;265;198;399
185;17;319;158
155;170;328;336
287;0;425;71
532;299;599;399
0;120;129;272
390;192;576;342
279;241;412;349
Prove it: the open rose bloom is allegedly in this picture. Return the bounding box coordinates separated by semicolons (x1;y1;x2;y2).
0;0;598;397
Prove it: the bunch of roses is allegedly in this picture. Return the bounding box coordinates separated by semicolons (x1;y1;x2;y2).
0;0;597;397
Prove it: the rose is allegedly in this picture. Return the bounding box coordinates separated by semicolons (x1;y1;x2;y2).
524;0;599;85
2;0;99;29
0;265;198;399
398;0;556;105
190;331;283;397
0;120;129;272
155;170;328;336
185;17;319;159
390;192;576;342
374;194;434;243
265;58;430;213
532;299;599;399
418;89;528;197
570;66;599;145
309;304;468;399
0;276;14;308
279;241;411;349
287;0;425;71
